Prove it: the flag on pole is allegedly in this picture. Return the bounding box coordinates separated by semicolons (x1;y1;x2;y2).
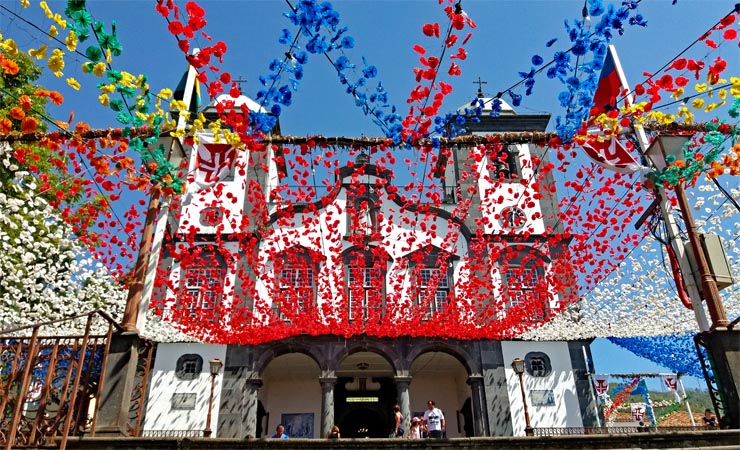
662;374;682;402
581;134;641;174
591;46;625;117
581;45;644;173
593;374;610;396
193;133;236;188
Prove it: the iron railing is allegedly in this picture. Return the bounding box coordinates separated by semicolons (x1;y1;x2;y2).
142;429;204;438
534;426;710;436
0;310;154;450
694;332;728;428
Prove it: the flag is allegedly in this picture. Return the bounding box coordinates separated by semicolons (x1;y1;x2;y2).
581;134;642;174
631;403;647;423
581;45;644;173
193;133;236;188
593;374;610;396
662;374;682;402
591;46;625;117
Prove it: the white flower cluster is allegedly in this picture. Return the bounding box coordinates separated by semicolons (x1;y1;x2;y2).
0;143;200;343
524;177;740;341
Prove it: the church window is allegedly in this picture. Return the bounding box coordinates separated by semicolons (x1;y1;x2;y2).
419;267;451;320
488;144;520;180
347;267;383;323
175;354;203;380
524;352;552;377
505;266;539;309
274;249;319;323
182;259;225;320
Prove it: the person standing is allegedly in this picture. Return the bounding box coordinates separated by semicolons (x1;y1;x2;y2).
392;404;405;437
408;417;422;439
327;425;341;439
423;400;445;438
703;409;718;429
271;424;289;439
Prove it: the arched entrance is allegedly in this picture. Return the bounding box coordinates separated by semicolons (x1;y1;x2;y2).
341;407;387;438
334;351;395;438
261;353;322;438
409;351;470;437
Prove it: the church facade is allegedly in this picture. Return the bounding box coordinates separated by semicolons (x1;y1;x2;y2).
141;92;601;438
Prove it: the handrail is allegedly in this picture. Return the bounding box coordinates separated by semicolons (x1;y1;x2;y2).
728;314;740;330
0;309;125;336
534;426;710;436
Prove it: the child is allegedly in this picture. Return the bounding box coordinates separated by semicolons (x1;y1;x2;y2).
408;417;422;439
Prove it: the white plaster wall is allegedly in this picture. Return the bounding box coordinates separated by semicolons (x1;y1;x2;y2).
177;132;250;235
476;143;546;235
408;374;468;437
143;343;227;434
260;379;322;438
501;341;583;435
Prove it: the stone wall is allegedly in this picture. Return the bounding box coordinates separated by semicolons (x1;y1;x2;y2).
61;431;740;450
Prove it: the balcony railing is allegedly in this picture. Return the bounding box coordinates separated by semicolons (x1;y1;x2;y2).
141;430;205;438
534;426;710;436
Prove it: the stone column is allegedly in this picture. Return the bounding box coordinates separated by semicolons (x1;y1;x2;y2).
243;379;263;438
468;375;489;436
395;376;412;432
319;377;337;438
94;332;141;436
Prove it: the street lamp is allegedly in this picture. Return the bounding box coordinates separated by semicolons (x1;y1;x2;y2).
644;134;730;329
511;357;534;436
204;358;223;438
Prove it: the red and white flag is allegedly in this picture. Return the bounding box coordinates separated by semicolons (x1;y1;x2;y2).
662;374;681;402
194;133;236;187
581;45;645;173
593;374;610;396
581;134;642;174
631;404;646;423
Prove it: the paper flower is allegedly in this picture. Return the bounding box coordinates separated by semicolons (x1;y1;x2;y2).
66;77;81;90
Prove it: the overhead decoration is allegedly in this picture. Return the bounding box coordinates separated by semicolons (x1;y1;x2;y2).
0;0;739;350
608;334;704;378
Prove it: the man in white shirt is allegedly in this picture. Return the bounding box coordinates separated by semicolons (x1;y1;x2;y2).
423;400;445;438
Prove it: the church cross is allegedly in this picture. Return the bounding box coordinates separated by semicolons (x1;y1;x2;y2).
474;77;488;98
233;76;248;93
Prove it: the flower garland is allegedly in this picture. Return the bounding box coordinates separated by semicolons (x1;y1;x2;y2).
609;334;703;378
604;377;641;420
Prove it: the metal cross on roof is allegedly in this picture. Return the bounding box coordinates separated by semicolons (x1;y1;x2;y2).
233;76;248;93
474;77;488;98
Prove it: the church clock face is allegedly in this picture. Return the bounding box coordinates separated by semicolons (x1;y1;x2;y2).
200;207;223;227
500;206;527;230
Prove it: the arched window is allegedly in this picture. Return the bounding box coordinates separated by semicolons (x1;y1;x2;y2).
274;246;321;323
346;183;380;237
486;144;520;180
501;246;550;322
524;352;552;377
407;247;455;320
344;248;388;324
180;246;227;321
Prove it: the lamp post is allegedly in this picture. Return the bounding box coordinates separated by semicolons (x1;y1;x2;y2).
644;134;730;329
511;357;534;436
204;358;223;438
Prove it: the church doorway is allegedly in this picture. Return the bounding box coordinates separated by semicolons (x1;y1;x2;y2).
340;407;387;438
334;351;396;438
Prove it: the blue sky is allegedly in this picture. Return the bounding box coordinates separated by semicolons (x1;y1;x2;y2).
3;0;737;389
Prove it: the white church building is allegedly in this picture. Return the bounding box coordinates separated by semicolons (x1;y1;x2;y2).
140;89;601;438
